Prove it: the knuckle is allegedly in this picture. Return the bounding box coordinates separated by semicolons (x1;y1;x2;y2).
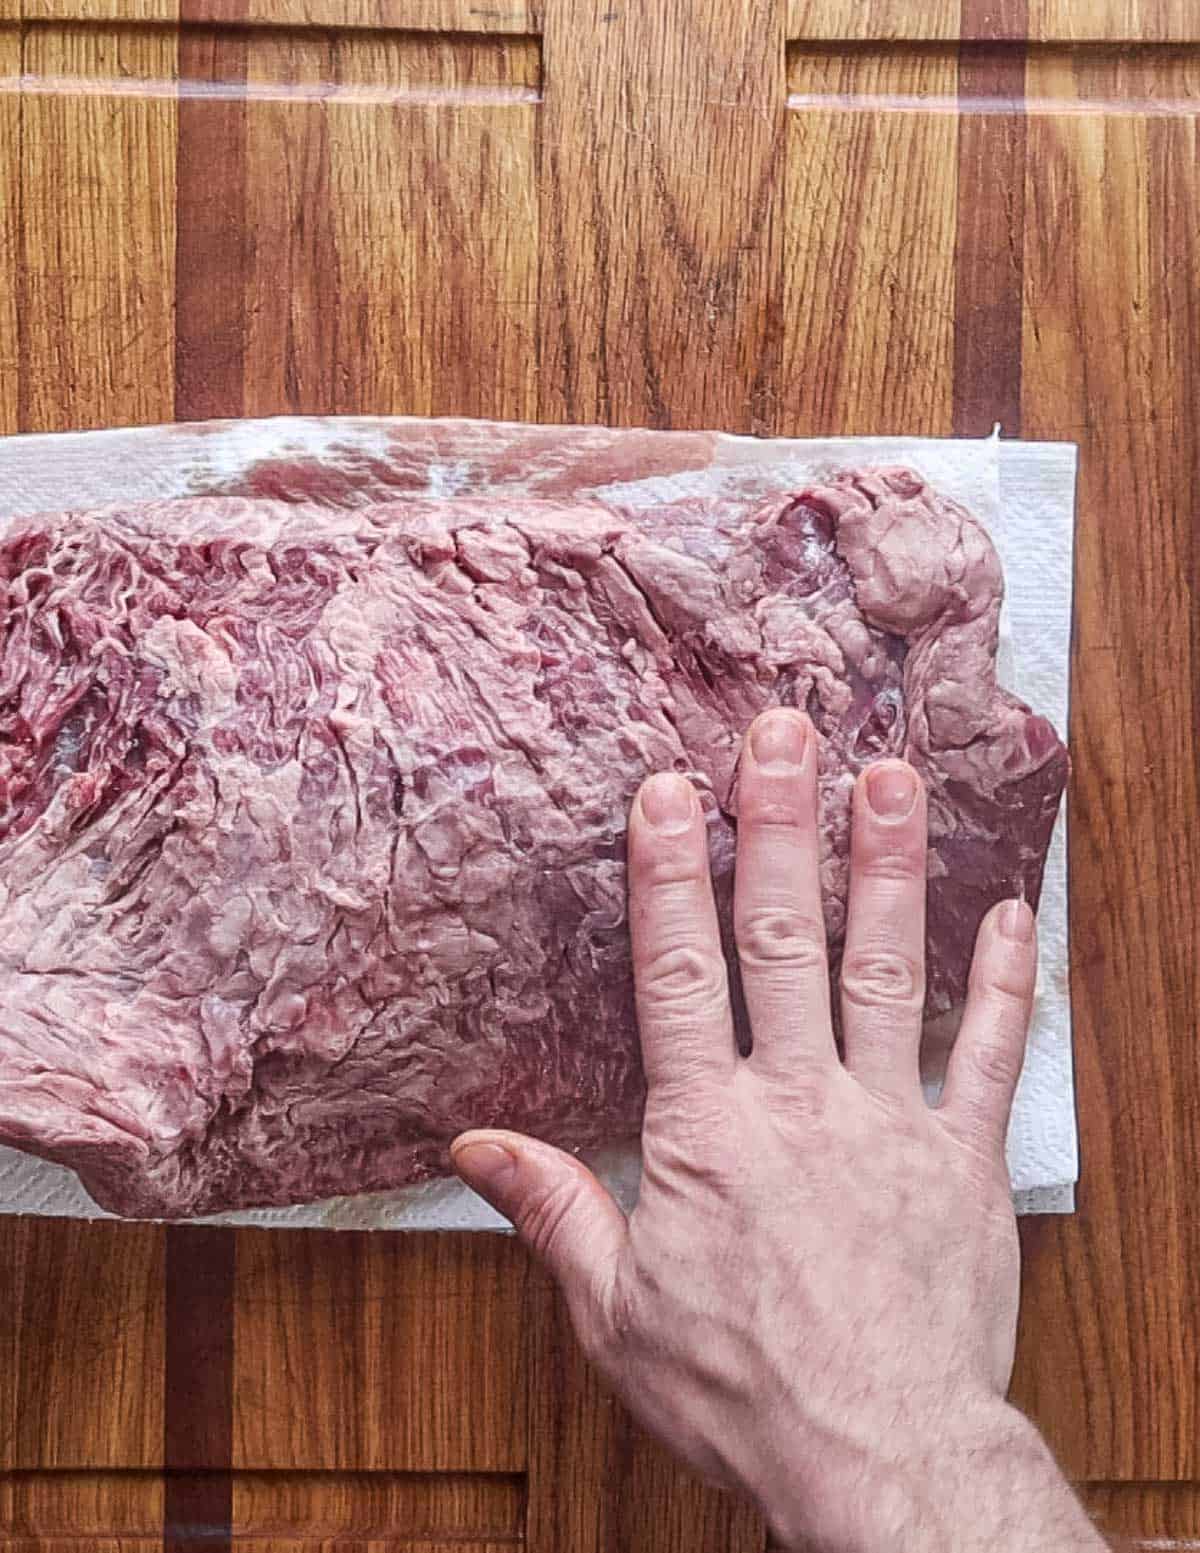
634;846;709;893
970;959;1036;1007
641;1123;736;1192
841;949;923;1010
943;1109;1010;1181
602;1270;644;1353
853;847;924;885
575;1298;623;1375
645;1070;726;1123
761;1071;830;1126
739;788;810;828
643;1076;730;1145
735;907;826;973
967;1034;1023;1093
638;943;729;1016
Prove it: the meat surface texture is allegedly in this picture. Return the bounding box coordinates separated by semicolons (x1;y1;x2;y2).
0;470;1068;1217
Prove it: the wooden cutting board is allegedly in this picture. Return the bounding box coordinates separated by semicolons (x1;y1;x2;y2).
1;1;1198;1548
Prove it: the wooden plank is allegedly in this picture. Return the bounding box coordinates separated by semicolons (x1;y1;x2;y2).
1082;1482;1200;1546
783;41;1200;115
538;0;785;431
17;20;176;430
0;1226;163;1545
22;0;179;18
616;1436;767;1551
175;6;251;420
165;7;536;1539
0;1543;163;1553
532;6;783;1526
954;4;1027;436
1010;51;1200;1481
167;2;245;1545
786;0;959;39
525;1273;623;1553
1029;0;1200;43
6;1223;164;1470
237;28;538;419
787;0;1200;40
254;0;537;27
1;1471;163;1538
1023;45;1200;115
0;1470;519;1546
232;1545;515;1553
232;1233;528;1471
22;0;537;28
231;1470;523;1541
234;0;537;27
163;1228;236;1553
781;42;958;435
0;1222;29;1472
0;20;18;434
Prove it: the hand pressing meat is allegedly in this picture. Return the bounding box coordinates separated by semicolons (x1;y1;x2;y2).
0;470;1066;1216
453;709;1105;1553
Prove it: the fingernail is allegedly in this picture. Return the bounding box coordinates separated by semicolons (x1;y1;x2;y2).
640;772;696;833
452;1139;518;1194
1001;899;1035;943
866;762;918;820
749;709;811;773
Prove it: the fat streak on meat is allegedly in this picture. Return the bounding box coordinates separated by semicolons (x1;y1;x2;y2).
0;469;1068;1217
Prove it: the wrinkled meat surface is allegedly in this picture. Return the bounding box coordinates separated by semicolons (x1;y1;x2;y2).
0;469;1067;1216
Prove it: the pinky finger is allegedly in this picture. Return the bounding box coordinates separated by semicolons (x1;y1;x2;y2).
939;900;1038;1162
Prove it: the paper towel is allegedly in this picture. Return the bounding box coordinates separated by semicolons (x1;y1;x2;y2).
0;418;1077;1224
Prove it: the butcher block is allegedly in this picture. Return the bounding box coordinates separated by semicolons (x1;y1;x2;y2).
0;0;1197;1549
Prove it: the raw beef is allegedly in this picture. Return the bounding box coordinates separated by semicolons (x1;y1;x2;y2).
0;469;1068;1217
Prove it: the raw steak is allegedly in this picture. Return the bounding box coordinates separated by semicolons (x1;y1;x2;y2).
0;469;1068;1218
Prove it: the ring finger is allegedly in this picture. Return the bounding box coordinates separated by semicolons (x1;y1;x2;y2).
840;760;927;1099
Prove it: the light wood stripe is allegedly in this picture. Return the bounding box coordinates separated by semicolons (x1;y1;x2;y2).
781;38;957;434
21;0;538;30
787;0;1200;41
15;18;176;431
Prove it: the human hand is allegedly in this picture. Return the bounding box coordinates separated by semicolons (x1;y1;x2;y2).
452;709;1102;1552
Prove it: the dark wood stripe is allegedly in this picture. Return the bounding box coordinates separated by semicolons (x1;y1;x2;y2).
174;17;251;421
163;1228;236;1553
953;0;1028;437
167;11;247;1550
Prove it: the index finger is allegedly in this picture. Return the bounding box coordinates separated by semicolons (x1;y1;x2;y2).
627;772;737;1100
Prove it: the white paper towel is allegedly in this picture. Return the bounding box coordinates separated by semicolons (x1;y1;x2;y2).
0;418;1077;1224
995;441;1078;1216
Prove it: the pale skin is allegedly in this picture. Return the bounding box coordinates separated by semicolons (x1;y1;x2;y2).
452;707;1108;1553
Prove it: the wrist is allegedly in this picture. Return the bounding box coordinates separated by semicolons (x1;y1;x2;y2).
762;1395;1105;1553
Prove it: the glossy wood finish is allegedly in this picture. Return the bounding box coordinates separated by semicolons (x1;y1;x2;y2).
0;1;1197;1548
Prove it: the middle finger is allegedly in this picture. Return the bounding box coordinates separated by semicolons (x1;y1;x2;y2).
735;709;836;1082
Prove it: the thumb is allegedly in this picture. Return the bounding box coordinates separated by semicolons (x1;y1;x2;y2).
451;1129;627;1315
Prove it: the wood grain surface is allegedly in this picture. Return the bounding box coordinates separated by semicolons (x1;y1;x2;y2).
1011;38;1200;1485
790;0;1200;41
1;1;1198;1549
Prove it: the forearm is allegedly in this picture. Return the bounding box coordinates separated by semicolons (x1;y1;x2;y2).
765;1400;1108;1553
